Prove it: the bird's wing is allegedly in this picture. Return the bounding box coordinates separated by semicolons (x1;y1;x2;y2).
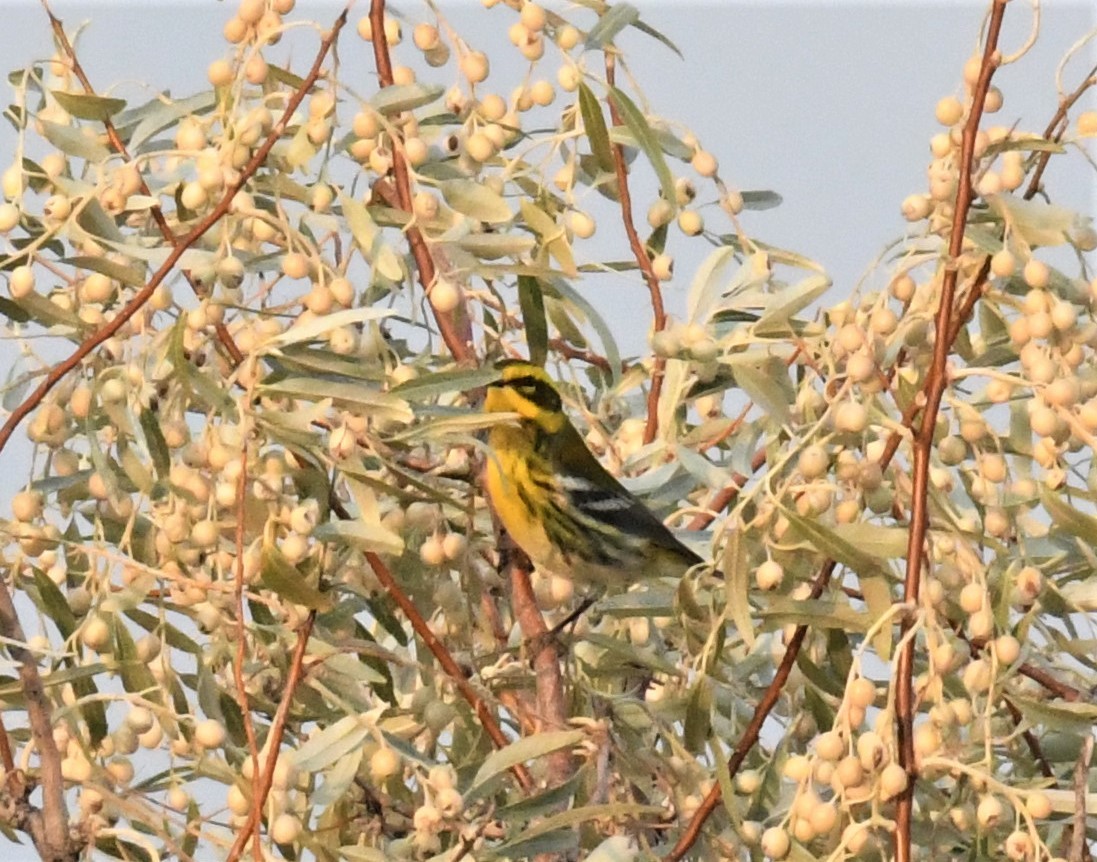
554;426;703;565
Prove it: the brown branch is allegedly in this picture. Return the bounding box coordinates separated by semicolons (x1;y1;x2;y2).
1002;698;1055;779
1023;65;1097;202
603;54;668;446
894;7;1007;861
663;561;835;862
225;611;315;862
368;0;474;365
509;555;571;786
1070;734;1093;862
230;449;262;862
41;0;244;367
0;10;348;459
365;551;534;792
0;573;77;862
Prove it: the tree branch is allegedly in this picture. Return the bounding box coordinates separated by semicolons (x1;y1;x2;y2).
0;9;349;459
894;5;1007;860
604;54;669;446
0;573;77;862
367;0;475;365
40;0;244;367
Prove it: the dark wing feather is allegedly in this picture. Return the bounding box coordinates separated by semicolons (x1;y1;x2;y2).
551;424;703;566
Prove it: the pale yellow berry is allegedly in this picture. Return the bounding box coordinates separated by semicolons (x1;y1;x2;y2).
878;762;908;800
993;635;1020;665
1024;791;1052;819
520;2;546;32
12;490;43;522
567;210;596;239
530;79;555;106
429;279;462;313
1078;111;1097;136
223;16;248;43
760;826;790;860
194;718;226;748
557;24;580;51
208;59;234;87
959;582;985;614
270;813;301;845
460;51;489;84
557;64;580;91
464;131;496;162
848;677;876;709
691;149;718;177
834;401;868;434
81;615;111;651
677;209;703;236
935;96;964;126
976;794;1003;828
370;746;401;780
0;202;19;232
990;248;1015;277
901;193;933;222
281;252;310;279
815;731;844;762
9;265;35;299
755;560;784;591
645;253;671;280
413;23;440;51
1022;258;1050;289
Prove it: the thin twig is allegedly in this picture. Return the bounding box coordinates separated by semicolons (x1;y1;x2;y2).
604;54;669;446
230;447;262;862
894;6;1007;861
40;0;244;367
1070;734;1093;862
0;574;76;861
225;612;316;862
0;11;349;458
368;0;474;364
1023;65;1097;201
663;561;836;862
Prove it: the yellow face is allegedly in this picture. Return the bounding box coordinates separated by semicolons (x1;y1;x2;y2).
484;362;564;431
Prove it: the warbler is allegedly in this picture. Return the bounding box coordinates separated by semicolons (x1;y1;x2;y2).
483;360;703;588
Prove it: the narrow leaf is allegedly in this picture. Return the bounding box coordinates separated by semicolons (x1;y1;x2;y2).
518;275;548;366
607;87;675;205
50;90;126;121
441;179;513;224
578;83;615;174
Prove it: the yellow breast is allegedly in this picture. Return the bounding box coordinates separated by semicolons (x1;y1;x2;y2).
485;425;560;573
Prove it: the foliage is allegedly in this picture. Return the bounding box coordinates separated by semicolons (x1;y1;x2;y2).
0;1;1094;861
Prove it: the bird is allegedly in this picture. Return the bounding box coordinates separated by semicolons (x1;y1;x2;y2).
483;360;704;589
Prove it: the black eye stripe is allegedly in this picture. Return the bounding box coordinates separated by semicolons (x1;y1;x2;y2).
499;374;560;409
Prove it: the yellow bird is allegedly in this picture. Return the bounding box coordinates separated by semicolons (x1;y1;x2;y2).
483;361;703;588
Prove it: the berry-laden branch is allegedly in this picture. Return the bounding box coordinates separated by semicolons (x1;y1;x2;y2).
230;447;263;862
0;575;78;861
894;4;1008;861
40;0;244;367
663;561;836;862
0;10;349;459
364;551;535;792
603;54;669;446
225;611;316;862
367;0;475;365
668;236;997;860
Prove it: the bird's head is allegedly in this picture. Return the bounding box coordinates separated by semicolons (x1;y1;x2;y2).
485;360;566;433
